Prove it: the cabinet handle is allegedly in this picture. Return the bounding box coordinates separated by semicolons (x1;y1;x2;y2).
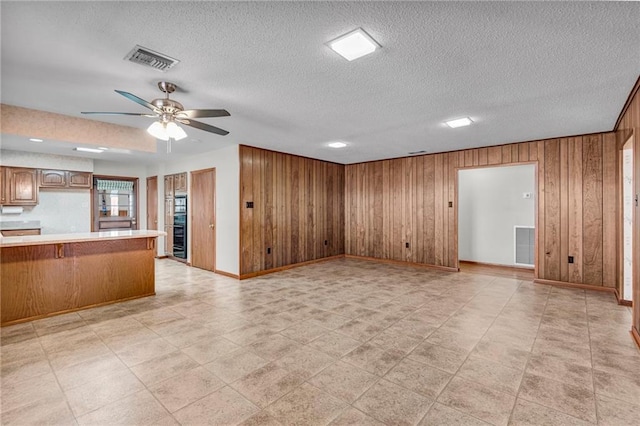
55;243;65;259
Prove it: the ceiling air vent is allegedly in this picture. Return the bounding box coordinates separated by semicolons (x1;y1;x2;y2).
124;45;180;72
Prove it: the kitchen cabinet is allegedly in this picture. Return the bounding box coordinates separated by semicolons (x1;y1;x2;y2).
1;229;41;237
164;175;174;198
164;198;174;255
0;167;5;204
68;171;92;188
174;172;187;192
5;167;38;206
40;169;92;189
39;169;67;187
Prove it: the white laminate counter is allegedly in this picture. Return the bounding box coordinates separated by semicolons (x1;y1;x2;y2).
0;230;166;248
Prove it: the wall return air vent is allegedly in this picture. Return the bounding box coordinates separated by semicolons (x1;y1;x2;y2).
124;45;180;72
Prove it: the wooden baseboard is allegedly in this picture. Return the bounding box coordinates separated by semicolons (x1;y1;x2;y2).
534;278;618;295
614;288;633;306
1;292;156;327
631;326;640;350
215;269;240;279
344;254;459;273
239;255;345;279
156;255;169;259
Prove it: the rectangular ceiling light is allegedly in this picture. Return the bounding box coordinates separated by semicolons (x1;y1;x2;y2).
74;147;104;153
328;28;380;61
445;117;473;128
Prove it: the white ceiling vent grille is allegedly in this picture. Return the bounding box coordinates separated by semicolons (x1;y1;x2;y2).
124;45;179;72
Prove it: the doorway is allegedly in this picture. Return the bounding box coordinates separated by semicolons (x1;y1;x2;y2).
458;164;536;270
191;168;216;272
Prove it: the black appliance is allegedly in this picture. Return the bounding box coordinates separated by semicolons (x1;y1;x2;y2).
173;195;187;259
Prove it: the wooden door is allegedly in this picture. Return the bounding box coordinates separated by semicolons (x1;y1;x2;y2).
191;168;216;271
146;176;158;256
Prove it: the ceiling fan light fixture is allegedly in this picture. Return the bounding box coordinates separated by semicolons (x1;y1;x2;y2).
328;28;380;61
166;121;187;141
147;121;169;141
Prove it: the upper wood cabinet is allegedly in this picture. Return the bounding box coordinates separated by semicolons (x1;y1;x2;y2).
0;167;5;205
164;175;174;198
39;169;92;189
68;171;92;188
39;169;67;187
174;172;187;192
5;167;38;206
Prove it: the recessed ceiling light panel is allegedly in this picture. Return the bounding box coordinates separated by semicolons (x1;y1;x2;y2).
328;28;380;61
445;117;473;128
328;142;348;148
29;138;43;142
74;147;104;153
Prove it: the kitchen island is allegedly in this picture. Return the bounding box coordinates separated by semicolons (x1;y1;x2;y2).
1;230;164;325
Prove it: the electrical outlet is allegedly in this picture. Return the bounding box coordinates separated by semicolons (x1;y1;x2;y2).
448;201;453;208
405;242;410;248
246;201;254;208
324;240;328;245
267;247;271;254
568;256;574;264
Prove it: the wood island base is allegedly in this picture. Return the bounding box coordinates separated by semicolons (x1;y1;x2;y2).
1;231;161;326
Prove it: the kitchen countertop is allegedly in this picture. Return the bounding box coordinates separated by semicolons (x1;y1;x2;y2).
0;229;166;248
0;220;42;231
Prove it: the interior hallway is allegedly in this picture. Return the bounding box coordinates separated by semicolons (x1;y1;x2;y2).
1;258;638;425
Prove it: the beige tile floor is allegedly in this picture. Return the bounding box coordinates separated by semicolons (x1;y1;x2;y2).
2;258;639;425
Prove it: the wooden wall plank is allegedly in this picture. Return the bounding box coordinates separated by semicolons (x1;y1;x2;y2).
502;145;512;164
434;154;444;265
537;141;546;279
602;133;617;288
568;137;583;283
544;139;561;281
582;135;604;285
488;146;502;165
560;139;569;282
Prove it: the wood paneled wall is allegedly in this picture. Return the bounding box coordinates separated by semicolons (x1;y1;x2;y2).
615;76;640;338
345;133;618;288
239;145;345;276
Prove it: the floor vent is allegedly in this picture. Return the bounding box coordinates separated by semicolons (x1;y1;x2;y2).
124;45;180;72
515;226;535;266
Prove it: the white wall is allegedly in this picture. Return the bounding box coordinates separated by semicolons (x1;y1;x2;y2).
0;150;93;233
458;164;535;267
147;144;240;275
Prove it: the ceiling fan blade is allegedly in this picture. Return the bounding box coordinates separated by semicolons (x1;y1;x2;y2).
177;109;230;119
177;118;229;136
81;112;157;117
114;90;157;111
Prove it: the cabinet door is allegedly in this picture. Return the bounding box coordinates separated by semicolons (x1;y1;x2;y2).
174;172;187;192
164;198;174;255
68;171;92;188
0;167;5;204
39;169;67;187
164;175;174;198
6;168;38;205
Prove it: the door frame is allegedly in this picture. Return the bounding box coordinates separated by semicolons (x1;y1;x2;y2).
91;175;139;232
455;161;539;277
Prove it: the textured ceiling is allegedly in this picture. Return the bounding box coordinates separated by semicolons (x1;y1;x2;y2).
1;1;639;165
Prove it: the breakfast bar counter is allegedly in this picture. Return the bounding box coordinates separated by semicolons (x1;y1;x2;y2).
1;230;165;325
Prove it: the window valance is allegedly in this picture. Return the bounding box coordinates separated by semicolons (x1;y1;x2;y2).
96;179;134;192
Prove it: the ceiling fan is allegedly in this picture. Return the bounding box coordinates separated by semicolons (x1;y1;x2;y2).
82;81;230;140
